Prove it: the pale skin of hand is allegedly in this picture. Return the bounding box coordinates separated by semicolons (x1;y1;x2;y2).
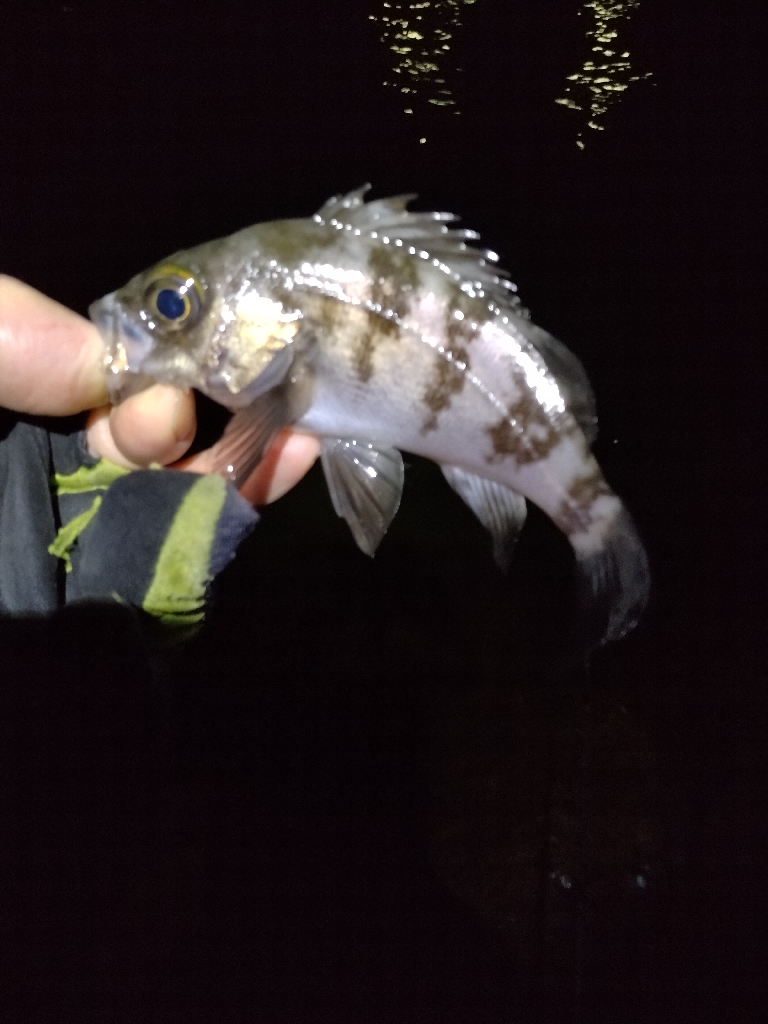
0;275;320;504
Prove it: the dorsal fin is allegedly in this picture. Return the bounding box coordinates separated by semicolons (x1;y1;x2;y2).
313;185;525;317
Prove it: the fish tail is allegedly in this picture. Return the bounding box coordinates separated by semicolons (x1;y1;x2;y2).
568;500;650;647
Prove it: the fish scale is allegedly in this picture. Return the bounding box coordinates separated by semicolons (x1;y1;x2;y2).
90;186;649;645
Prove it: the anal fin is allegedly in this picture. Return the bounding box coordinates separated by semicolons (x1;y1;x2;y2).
441;465;527;570
320;439;404;556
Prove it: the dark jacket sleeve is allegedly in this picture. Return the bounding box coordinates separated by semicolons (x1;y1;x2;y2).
0;411;61;613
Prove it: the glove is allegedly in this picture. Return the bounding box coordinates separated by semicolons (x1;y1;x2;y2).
50;456;258;634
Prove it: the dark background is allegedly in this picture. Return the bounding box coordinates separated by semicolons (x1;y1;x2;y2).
0;1;765;1020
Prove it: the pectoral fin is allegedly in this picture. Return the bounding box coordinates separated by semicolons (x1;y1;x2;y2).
208;388;293;488
441;465;527;570
320;439;404;556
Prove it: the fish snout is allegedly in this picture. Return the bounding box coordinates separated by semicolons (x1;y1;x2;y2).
89;293;157;402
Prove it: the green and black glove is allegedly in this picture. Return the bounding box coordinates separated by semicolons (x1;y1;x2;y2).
0;415;258;639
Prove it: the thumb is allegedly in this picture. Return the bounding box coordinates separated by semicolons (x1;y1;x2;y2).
0;275;109;414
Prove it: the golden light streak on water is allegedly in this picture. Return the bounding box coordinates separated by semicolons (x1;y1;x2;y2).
555;1;651;148
369;0;478;123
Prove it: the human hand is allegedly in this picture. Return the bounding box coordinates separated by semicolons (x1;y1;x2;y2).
0;275;320;503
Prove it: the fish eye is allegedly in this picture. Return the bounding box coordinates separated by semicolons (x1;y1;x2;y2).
144;265;204;332
156;287;188;320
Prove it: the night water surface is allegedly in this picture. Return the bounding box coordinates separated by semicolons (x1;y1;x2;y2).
0;1;764;1020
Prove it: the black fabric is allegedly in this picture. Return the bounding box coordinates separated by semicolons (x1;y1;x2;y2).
69;468;202;607
0;412;61;613
49;423;102;529
209;480;262;578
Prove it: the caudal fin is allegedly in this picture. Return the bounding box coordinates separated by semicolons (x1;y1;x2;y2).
572;504;650;646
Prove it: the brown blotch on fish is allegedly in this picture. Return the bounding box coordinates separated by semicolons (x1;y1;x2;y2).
446;291;490;337
420;300;481;432
486;389;562;465
353;317;400;383
445;298;482;350
367;245;420;323
421;345;469;432
303;293;350;350
568;468;612;505
556;499;595;535
341;246;418;383
300;291;399;384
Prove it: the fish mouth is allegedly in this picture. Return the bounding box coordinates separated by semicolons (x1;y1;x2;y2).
89;292;157;402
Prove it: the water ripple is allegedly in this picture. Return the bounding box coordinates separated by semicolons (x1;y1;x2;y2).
370;0;478;121
555;1;652;148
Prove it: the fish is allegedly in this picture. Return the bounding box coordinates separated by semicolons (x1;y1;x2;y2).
89;185;649;645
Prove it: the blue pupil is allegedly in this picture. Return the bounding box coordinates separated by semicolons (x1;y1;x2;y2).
156;287;186;320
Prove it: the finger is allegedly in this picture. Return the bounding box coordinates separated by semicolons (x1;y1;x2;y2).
177;429;320;505
239;430;321;505
0;275;108;415
87;385;197;468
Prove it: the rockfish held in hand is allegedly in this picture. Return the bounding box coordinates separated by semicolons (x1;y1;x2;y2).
89;185;649;644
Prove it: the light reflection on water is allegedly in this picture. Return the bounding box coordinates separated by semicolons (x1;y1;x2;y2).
555;1;652;148
369;0;651;146
369;0;478;124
